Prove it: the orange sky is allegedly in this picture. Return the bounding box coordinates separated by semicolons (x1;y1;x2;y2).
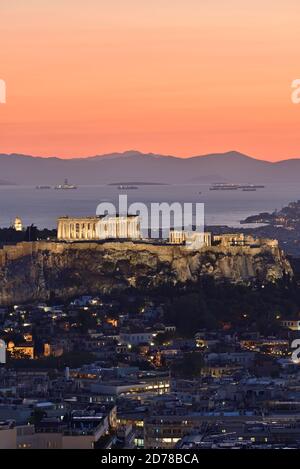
0;0;300;160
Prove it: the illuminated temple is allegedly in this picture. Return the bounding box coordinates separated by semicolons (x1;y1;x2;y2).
57;215;141;241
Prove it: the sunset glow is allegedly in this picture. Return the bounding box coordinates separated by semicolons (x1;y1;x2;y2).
1;0;300;159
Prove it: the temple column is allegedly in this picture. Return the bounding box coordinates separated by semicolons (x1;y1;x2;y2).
58;222;62;240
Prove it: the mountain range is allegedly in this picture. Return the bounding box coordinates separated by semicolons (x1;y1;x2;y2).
0;150;300;185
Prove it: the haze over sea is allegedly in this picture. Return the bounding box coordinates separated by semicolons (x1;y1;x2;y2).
0;183;299;230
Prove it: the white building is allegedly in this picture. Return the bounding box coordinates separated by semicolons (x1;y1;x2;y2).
119;331;156;346
57;215;141;241
169;230;211;248
13;217;23;231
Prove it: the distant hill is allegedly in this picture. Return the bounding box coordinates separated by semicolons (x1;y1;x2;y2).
0;150;300;185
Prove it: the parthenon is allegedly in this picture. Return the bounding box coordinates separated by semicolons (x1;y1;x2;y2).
57;215;141;241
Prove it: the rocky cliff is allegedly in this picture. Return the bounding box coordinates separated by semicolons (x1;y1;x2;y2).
0;241;293;305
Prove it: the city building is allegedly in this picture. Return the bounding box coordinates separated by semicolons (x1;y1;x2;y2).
280;319;300;331
119;331;157;346
7;341;34;359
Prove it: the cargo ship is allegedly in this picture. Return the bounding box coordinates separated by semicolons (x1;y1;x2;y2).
210;183;239;191
210;183;265;191
55;179;77;190
118;185;138;190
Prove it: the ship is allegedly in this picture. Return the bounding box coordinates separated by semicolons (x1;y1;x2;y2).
36;185;51;189
210;183;265;191
210;183;239;191
240;184;265;189
117;185;138;190
54;179;77;190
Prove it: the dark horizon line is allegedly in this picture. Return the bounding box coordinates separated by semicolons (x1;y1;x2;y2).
1;149;300;164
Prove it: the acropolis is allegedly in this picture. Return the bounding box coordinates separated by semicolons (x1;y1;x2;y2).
57;215;279;251
57;215;141;241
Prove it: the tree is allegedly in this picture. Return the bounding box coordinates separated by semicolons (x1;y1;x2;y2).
29;409;47;426
172;352;204;378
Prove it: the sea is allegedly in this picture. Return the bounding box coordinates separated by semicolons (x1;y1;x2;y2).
0;183;299;230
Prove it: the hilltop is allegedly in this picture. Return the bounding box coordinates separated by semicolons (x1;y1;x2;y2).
0;150;300;185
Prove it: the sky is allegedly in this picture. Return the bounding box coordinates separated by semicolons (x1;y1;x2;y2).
0;0;300;160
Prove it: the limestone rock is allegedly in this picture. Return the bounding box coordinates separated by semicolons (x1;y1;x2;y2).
0;241;293;305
